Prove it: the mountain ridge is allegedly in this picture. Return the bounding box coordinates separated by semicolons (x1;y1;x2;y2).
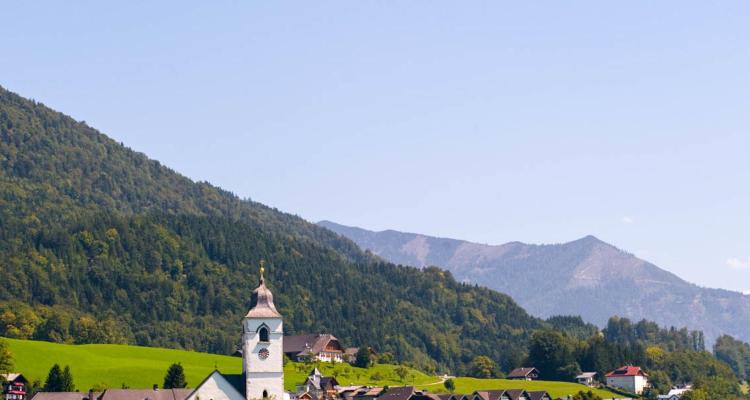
317;220;750;344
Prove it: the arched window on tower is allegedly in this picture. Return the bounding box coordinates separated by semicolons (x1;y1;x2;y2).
259;326;269;342
263;390;269;399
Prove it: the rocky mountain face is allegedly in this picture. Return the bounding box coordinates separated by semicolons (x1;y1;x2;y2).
318;220;750;344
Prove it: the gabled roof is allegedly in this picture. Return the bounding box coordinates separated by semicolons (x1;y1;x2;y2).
605;366;647;378
526;391;550;400
220;373;246;397
575;372;597;379
378;386;414;400
1;373;27;383
502;390;529;400
284;334;342;355
472;390;507;400
507;368;538;379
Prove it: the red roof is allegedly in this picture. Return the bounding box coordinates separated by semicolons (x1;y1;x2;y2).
605;366;647;377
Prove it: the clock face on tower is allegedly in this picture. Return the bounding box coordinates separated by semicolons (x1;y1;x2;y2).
258;348;270;360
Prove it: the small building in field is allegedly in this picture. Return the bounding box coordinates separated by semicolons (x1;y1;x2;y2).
657;385;693;399
575;372;598;387
284;334;345;363
506;368;539;381
605;366;649;395
2;373;28;400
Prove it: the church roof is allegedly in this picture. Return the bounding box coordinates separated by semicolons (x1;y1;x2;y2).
220;373;246;396
245;271;281;319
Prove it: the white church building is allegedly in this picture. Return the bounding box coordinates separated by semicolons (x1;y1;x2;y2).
188;265;287;400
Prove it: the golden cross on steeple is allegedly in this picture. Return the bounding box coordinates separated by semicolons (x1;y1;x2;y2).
259;259;266;283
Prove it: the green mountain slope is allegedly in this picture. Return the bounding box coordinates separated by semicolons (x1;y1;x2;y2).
0;85;543;374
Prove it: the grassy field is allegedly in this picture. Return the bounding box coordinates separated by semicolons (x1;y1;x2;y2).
4;338;433;391
4;338;618;398
420;377;618;399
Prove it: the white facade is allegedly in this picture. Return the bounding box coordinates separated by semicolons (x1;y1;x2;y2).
243;315;284;400
313;352;343;363
187;371;245;400
605;375;649;395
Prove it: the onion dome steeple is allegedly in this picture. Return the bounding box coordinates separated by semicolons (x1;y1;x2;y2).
245;259;281;318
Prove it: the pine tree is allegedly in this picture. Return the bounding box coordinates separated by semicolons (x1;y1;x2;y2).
355;347;372;368
61;366;75;391
163;363;187;389
43;364;63;392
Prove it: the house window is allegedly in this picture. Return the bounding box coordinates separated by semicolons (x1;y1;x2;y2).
259;326;269;342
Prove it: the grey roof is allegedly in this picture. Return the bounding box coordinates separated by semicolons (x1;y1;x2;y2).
284;334;341;355
219;373;245;396
576;372;597;379
32;393;97;400
502;390;529;400
378;386;414;400
245;275;281;318
473;390;506;400
507;368;538;378
526;392;550;400
98;389;192;400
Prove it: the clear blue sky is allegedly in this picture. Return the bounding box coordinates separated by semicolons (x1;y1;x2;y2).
2;2;749;293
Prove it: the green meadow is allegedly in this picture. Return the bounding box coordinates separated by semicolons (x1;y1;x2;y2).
5;338;618;398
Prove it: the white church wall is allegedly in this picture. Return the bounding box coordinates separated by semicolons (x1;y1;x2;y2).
244;317;284;400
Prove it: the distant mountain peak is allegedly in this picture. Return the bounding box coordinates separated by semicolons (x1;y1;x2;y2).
318;220;750;344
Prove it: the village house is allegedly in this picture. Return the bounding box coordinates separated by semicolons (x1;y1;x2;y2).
2;374;28;400
298;368;339;400
605;366;649;395
506;368;539;381
284;334;345;363
575;372;597;387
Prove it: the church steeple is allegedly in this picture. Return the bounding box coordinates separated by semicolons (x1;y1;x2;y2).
242;260;284;400
246;259;281;318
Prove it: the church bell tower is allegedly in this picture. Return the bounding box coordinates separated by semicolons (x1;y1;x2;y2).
242;261;284;400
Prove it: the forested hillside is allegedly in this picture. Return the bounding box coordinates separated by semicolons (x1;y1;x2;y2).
0;85;542;374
